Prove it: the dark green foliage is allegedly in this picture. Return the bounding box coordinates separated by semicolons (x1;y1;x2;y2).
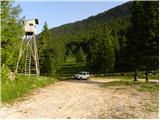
87;27;115;73
127;1;159;81
127;2;144;69
37;1;158;81
63;17;131;73
140;1;159;81
75;47;86;64
54;40;66;68
40;48;56;76
68;49;74;57
38;22;51;50
48;2;132;44
36;2;132;74
42;2;132;73
38;22;66;76
38;22;57;76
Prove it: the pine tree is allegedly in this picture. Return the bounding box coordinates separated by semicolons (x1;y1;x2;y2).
54;40;66;67
87;26;115;73
127;1;158;81
127;1;144;81
38;22;56;76
140;1;159;81
76;47;85;64
39;22;52;50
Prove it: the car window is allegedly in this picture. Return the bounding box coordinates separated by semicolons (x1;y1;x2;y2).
79;72;83;75
83;73;86;75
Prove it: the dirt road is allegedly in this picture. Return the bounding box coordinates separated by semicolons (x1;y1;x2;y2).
0;78;158;119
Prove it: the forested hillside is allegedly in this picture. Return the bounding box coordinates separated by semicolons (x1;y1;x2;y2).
38;1;158;81
38;1;133;75
49;2;132;44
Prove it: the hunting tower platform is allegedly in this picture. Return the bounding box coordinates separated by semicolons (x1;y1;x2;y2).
15;19;40;77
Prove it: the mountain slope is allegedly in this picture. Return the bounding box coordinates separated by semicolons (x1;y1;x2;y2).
48;1;132;43
37;1;133;73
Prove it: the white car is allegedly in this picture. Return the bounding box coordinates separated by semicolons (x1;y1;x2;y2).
74;71;90;80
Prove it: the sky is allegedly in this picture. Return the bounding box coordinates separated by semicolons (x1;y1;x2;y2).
15;0;128;34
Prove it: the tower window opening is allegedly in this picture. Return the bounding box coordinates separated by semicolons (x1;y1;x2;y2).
29;23;33;26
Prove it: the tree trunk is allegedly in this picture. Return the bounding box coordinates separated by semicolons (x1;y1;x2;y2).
145;63;149;81
134;69;138;81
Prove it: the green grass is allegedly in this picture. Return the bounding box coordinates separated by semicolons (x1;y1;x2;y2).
109;112;137;119
56;62;89;80
95;72;159;80
143;103;158;112
140;72;159;80
1;75;56;103
94;75;133;81
101;80;159;93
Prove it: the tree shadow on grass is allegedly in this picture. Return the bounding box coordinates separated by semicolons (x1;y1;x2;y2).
101;80;159;93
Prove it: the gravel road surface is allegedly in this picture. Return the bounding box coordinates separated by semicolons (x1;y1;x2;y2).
0;78;158;119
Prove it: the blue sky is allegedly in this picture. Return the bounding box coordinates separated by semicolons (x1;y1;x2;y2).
16;0;128;34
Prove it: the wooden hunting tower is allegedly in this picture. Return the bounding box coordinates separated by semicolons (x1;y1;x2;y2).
15;19;40;77
24;19;39;35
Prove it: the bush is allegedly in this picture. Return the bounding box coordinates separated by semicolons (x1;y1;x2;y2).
1;65;10;83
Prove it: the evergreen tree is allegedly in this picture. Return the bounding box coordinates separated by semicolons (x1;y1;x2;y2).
119;35;128;70
140;1;159;81
76;47;85;64
87;27;115;73
54;40;66;68
1;1;24;70
127;1;140;81
38;22;56;76
39;22;51;50
68;49;74;58
127;1;158;81
39;22;66;75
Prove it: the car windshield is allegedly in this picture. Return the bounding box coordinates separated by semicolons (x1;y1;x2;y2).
79;72;83;75
78;72;89;75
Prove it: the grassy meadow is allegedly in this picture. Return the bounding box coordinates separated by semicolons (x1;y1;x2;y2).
1;75;56;103
101;80;158;93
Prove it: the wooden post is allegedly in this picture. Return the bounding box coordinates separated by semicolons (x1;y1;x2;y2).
29;41;32;77
25;47;28;75
33;33;40;77
15;38;24;73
